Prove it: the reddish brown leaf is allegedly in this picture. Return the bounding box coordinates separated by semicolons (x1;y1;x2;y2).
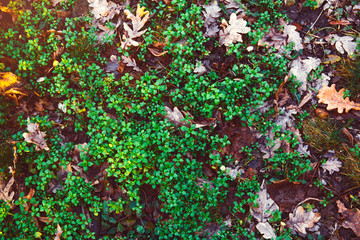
337;200;360;236
329;20;351;26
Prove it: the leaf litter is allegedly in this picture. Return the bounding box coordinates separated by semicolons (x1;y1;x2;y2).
3;0;360;239
287;206;321;235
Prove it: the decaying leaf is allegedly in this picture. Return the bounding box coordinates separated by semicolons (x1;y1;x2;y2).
219;13;250;46
165;106;185;126
0;71;26;102
203;1;221;37
121;4;150;49
287;206;321;234
337;200;360;236
88;0;121;22
23;123;49;151
165;106;214;128
321;158;342;174
250;181;279;222
54;224;63;240
328;34;357;56
257;28;287;49
256;222;277;239
280;19;303;51
194;60;207;76
317;84;360;113
0;176;15;204
289;57;321;92
0;72;20;93
121;56;142;72
322;55;341;64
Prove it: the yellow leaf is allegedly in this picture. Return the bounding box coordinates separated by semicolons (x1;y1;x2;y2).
3;88;26;96
0;72;19;92
136;4;149;18
323;55;341;64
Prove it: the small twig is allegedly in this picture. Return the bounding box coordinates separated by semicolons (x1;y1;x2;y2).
306;9;325;36
295;197;322;209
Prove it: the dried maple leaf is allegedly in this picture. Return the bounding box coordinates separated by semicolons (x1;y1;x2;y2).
317;84;360;113
23;123;49;151
337;200;360;236
321;158;342;174
219;13;250;46
287;206;321;234
121;4;149;49
250;181;279;222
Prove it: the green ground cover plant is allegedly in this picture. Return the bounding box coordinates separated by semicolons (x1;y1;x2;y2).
1;0;360;239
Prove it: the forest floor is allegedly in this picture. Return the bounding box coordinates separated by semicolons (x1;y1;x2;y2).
1;0;360;239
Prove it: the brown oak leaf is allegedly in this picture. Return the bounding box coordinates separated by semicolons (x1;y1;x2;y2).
23;123;49;151
317;84;360;113
287;206;321;234
337;200;360;236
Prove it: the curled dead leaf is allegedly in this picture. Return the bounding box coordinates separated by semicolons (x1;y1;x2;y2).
317;84;360;113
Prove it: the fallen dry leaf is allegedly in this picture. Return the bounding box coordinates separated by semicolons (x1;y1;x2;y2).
321;158;342;174
121;56;142;72
0;176;15;204
257;28;287;49
328;34;357;56
23;123;49;151
256;222;277;239
203;1;221;37
317;84;360;113
219;13;250;46
337;200;360;236
280;19;303;51
54;224;63;240
121;4;150;49
88;0;121;22
0;72;19;92
165;106;186;126
0;72;26;102
322;55;341;64
289;57;321;92
287;206;321;234
250;181;279;222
